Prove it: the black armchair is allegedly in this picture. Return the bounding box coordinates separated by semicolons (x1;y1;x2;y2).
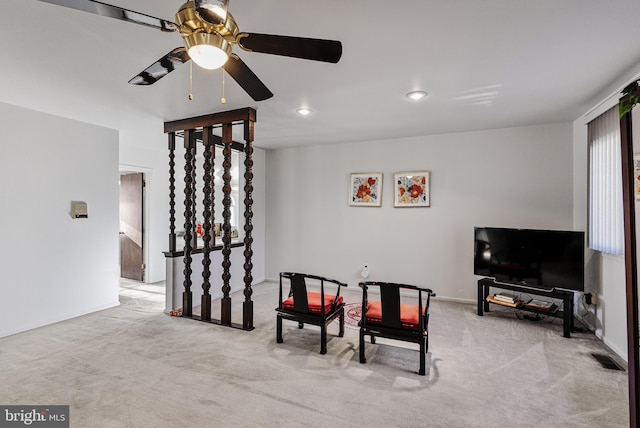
276;272;347;354
359;281;435;375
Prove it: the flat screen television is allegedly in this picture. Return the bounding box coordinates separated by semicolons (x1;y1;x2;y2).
474;227;585;292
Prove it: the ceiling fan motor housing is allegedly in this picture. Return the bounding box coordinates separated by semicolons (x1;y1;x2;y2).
175;1;239;43
194;0;229;26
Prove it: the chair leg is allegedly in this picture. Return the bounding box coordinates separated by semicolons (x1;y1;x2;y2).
338;311;345;337
370;336;376;344
320;324;327;355
418;336;426;376
276;315;283;343
298;322;304;329
359;329;366;363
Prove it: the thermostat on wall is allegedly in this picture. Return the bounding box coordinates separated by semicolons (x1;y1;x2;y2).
71;201;88;219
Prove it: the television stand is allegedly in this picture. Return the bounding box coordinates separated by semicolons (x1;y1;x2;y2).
477;278;575;338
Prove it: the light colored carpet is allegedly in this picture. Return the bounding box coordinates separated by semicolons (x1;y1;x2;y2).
0;280;629;427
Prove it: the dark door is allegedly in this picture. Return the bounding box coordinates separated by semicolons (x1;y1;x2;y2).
120;173;144;281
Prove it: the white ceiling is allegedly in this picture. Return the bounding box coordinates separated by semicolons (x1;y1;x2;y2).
3;0;640;150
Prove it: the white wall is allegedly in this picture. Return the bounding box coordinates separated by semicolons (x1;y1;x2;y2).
598;253;627;358
265;123;574;301
119;126;170;283
0;102;119;337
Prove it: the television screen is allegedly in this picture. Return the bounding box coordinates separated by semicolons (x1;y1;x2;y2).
474;227;585;292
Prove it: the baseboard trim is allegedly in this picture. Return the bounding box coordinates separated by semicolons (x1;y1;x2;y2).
433;295;476;305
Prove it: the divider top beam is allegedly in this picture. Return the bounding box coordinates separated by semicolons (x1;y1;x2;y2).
164;108;256;133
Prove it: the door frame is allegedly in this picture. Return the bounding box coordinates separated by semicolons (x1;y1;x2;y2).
119;164;151;283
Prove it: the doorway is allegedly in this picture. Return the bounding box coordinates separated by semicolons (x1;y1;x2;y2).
119;172;144;281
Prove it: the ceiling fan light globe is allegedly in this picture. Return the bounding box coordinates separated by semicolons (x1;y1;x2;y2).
188;44;228;69
184;32;232;70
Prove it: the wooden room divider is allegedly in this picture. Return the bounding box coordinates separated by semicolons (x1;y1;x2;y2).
163;108;256;330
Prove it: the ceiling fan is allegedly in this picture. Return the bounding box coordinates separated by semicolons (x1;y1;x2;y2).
37;0;343;101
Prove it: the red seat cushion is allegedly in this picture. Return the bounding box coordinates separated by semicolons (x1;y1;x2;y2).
365;301;422;331
282;292;343;314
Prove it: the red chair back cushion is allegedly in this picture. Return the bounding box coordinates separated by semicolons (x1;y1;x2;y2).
365;301;421;331
282;292;343;314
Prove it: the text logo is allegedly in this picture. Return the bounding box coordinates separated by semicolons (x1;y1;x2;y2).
0;406;68;428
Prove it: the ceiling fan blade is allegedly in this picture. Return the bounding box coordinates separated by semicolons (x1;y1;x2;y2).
128;48;190;85
36;0;175;31
223;55;273;101
238;33;342;63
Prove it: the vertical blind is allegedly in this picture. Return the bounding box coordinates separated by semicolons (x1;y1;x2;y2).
588;105;624;255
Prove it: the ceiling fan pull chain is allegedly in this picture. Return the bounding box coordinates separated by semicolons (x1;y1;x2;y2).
188;61;194;101
221;69;227;104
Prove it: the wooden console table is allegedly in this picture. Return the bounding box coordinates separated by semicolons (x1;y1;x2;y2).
477;277;575;338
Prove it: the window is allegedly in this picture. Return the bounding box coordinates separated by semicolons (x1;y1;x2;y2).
588;105;624;255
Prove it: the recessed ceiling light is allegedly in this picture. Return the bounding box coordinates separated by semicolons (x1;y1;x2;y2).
405;90;428;101
296;108;313;116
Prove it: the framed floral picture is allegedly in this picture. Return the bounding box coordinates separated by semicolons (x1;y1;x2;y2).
394;171;430;207
349;173;383;207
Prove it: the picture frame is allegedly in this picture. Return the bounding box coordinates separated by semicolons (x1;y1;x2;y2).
394;171;430;207
635;154;640;200
349;173;383;207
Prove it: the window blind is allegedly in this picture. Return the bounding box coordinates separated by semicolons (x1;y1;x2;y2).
588;105;623;255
